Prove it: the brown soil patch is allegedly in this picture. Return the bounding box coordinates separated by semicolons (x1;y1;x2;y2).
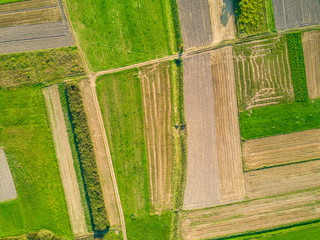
0;0;57;13
79;80;121;228
211;46;245;202
139;62;173;212
245;160;320;199
43;85;87;235
0;149;17;202
181;189;320;240
244;129;320;170
0;6;62;28
302;30;320;99
208;0;236;43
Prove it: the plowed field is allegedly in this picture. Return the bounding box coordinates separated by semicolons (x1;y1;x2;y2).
0;150;17;202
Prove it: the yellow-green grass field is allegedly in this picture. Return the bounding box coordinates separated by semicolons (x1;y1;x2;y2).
65;0;178;71
0;86;72;238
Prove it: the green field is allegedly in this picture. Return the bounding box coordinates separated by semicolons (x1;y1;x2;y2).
0;86;72;238
65;0;177;72
0;47;85;88
96;70;172;239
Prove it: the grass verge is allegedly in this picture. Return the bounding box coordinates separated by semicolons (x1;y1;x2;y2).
0;47;85;88
286;32;308;102
0;86;72;238
64;83;109;232
265;0;276;32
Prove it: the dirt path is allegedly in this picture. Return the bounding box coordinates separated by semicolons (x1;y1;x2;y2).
0;149;17;202
43;85;87;236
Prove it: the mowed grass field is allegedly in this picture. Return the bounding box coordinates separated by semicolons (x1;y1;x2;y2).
96;70;172;239
65;0;177;71
0;87;72;238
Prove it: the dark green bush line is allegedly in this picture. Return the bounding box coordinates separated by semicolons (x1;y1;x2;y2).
286;33;309;102
170;0;183;52
64;83;109;232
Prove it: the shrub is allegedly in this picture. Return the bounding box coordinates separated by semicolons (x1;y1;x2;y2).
65;83;109;231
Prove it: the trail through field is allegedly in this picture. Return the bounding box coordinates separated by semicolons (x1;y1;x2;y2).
43;85;87;235
79;79;126;239
0;149;17;202
181;189;320;240
303;30;320;99
139;62;173;212
244;129;320;170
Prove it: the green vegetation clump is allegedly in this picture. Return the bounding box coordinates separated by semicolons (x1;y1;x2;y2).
240;100;320;140
234;0;268;35
286;33;308;102
96;71;171;239
0;47;85;88
0;87;72;238
64;83;109;231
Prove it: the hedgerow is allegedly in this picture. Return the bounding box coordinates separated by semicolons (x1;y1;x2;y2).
170;0;183;52
65;83;109;232
286;33;309;102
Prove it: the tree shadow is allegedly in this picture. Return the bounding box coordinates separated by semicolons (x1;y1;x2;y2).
221;0;235;26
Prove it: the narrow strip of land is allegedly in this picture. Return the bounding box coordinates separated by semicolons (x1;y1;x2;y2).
43;85;87;235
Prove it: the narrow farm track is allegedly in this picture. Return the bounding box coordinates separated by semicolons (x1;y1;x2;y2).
43;85;87;235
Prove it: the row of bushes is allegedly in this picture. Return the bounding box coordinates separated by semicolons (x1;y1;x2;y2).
1;230;61;240
65;83;109;231
170;0;183;52
286;33;309;102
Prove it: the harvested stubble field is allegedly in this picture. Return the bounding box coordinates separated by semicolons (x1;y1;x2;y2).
245;160;320;199
0;87;72;238
96;70;172;240
0;47;85;88
43;85;87;235
302;30;320;99
0;0;56;13
139;62;173;212
181;189;320;240
183;49;245;210
243;129;320;170
234;36;294;111
0;6;62;27
0;150;17;202
272;0;320;31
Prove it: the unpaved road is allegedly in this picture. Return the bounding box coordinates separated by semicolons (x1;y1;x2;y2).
0;149;17;202
43;85;87;235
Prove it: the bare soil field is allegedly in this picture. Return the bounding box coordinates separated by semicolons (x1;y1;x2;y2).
208;0;236;43
0;0;57;13
244;129;320;170
245;160;320;199
302;30;320;99
139;62;173;211
43;85;87;235
0;6;62;27
234;36;294;111
0;149;17;202
183;52;222;210
210;47;245;202
272;0;320;31
181;189;320;239
79;80;122;228
177;0;213;48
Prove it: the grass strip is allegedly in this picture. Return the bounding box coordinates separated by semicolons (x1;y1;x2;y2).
169;0;183;51
239;100;320;140
286;33;308;102
0;0;26;4
64;83;109;232
265;0;276;32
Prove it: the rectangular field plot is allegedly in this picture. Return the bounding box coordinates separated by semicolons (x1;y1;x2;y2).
272;0;320;31
303;30;320;99
244;129;320;170
245;160;320;199
234;36;294;111
181;189;320;240
0;150;17;202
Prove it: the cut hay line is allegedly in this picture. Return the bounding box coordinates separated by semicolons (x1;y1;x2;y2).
139;62;173;211
245;160;320;199
243;129;320;170
0;149;17;202
302;30;320;99
181;189;320;240
43;85;87;235
0;6;62;27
